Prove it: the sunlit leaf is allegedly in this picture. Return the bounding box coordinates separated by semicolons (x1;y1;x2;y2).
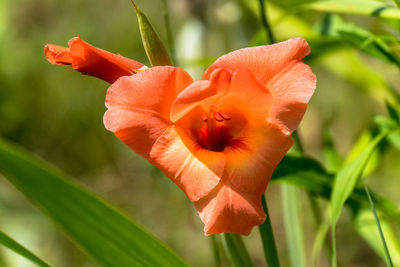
131;0;172;66
363;184;394;267
330;131;391;266
355;209;400;266
320;14;400;67
0;230;51;267
345;131;381;176
0;138;188;267
306;0;400;20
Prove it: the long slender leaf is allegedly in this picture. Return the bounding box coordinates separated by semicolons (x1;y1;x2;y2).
258;195;280;267
271;154;400;224
363;184;394;267
354;209;400;266
0;230;51;267
0;138;188;267
221;233;254;267
306;0;400;20
330;131;391;266
281;184;306;267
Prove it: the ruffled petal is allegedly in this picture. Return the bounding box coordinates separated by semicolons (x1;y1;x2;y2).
202;37;316;132
104;66;193;158
266;61;316;132
224;123;293;195
195;182;265;235
216;67;272;125
170;68;231;122
44;37;145;83
150;126;224;202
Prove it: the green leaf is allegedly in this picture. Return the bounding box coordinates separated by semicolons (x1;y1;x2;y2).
131;0;172;66
0;138;188;267
321;14;400;67
374;115;400;151
221;233;254;267
306;0;400;20
270;154;400;226
0;230;51;267
355;209;400;266
363;184;394;267
330;131;390;266
281;184;306;267
258;195;280;267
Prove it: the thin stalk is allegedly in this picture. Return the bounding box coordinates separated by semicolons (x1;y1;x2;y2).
282;184;307;267
221;233;254;267
160;0;177;65
258;195;280;267
292;130;304;154
307;193;322;226
257;0;275;44
363;183;394;267
210;235;222;267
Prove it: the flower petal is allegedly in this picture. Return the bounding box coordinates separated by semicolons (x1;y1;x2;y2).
44;37;145;83
104;66;193;158
216;67;272;125
195;182;265;235
150;126;224;202
266;61;316;132
203;37;316;132
170;68;231;122
224;123;293;195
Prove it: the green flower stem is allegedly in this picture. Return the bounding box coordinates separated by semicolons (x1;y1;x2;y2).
210;235;222;267
258;195;280;267
221;233;254;267
257;0;275;44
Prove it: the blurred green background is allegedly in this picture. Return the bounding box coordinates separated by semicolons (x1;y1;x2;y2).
0;0;400;266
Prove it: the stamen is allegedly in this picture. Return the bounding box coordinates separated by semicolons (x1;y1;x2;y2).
214;112;224;122
219;111;231;120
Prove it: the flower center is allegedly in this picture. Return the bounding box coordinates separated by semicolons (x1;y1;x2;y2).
194;106;233;152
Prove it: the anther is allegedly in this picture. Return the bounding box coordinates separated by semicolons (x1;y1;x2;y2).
219;111;231;120
214;112;224;122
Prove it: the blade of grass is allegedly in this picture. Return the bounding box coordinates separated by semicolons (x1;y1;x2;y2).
330;131;392;267
0;138;188;267
258;195;280;267
221;233;254;267
210;235;222;267
363;183;394;267
281;184;306;267
311;211;331;266
0;230;51;267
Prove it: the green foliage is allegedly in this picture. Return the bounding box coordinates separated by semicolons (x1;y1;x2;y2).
258;195;280;267
2;0;400;266
221;234;253;267
305;0;400;20
0;138;187;267
0;231;51;267
281;184;306;267
131;0;172;66
330;131;392;266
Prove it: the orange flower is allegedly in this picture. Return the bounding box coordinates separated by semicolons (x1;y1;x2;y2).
44;37;145;83
45;37;316;235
